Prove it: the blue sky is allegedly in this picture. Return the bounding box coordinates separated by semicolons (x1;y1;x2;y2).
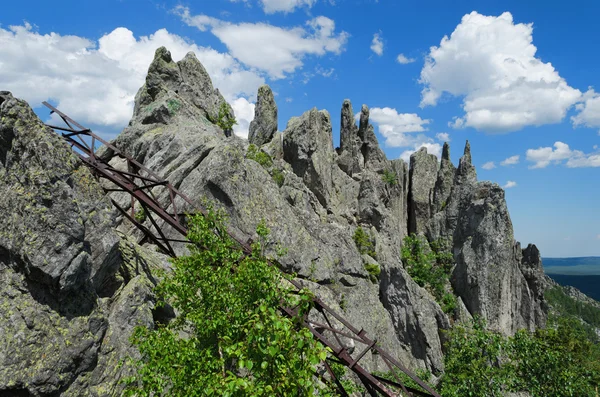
1;0;599;257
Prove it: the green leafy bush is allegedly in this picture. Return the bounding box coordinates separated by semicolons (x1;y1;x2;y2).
271;168;285;187
216;101;237;131
353;226;376;258
401;234;456;314
246;144;274;168
364;263;381;284
123;208;334;396
381;169;398;186
441;316;600;397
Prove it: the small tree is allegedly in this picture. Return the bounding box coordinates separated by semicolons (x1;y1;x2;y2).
124;208;333;396
217;102;237;134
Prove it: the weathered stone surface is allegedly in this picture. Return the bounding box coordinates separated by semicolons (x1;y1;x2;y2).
337;99;363;176
133;47;231;127
408;147;438;235
0;92;170;396
283;108;336;209
451;182;546;334
432;142;455;213
357;105;387;171
249;85;278;146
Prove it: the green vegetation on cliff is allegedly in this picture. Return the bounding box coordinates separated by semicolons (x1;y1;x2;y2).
124;209;334;396
441;316;600;397
401;234;456;315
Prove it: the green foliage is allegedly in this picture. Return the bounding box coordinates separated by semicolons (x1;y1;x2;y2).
353;226;376;258
271;168;285;187
246;144;274;168
123;207;333;396
381;169;398;186
441;316;600;397
216;101;237;131
364;263;381;284
166;99;181;115
134;207;146;223
401;234;455;314
545;286;600;333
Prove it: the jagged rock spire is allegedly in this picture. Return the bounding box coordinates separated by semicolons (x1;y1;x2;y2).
442;142;450;161
249;84;278;146
340;99;355;153
462;140;472;164
408;147;438;234
132;46;232;127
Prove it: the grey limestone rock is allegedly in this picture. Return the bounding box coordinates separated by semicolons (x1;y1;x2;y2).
408;147;438;235
0;92;170;396
451;182;546;334
248;84;278;146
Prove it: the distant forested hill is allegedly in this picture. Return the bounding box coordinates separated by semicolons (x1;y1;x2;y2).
542;257;600;301
547;274;600;301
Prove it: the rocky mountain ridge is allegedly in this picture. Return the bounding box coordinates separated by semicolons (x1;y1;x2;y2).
0;47;548;396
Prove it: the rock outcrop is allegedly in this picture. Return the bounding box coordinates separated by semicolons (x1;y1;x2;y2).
0;45;549;394
407;140;547;335
0;91;170;396
248;84;278;146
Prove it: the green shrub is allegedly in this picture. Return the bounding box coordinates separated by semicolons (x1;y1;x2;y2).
401;234;455;314
216;101;237;131
123;208;335;396
353;226;376;258
382;169;398;186
364;263;381;284
441;316;600;397
271;168;285;187
246;144;273;168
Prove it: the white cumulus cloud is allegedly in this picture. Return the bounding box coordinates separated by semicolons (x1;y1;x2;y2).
260;0;317;13
396;54;415;64
0;23;263;135
419;11;582;133
503;181;517;189
371;32;384;56
526;141;600;168
400;142;443;164
230;97;256;139
176;6;349;79
436;132;450;142
572;89;600;133
482;161;496;170
367;107;431;147
500;155;520;166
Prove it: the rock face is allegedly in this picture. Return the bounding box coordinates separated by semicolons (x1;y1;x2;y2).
248;85;278;146
408;147;438;235
0;46;549;394
0;91;170;396
408;140;547;335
